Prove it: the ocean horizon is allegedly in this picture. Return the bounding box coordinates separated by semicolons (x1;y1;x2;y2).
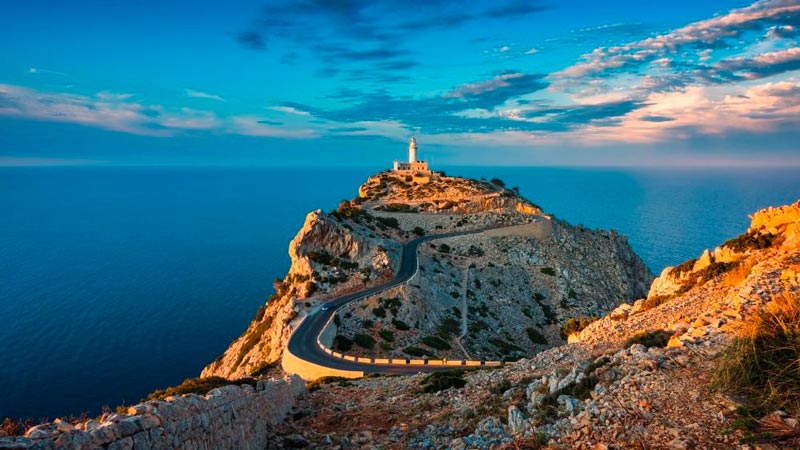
1;165;798;419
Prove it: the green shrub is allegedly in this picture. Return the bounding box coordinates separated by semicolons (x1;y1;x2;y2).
438;318;460;338
672;258;697;276
623;329;673;349
697;261;740;283
449;291;460;299
376;217;399;229
353;333;376;349
392;318;411;331
404;346;436;357
333;335;353;351
372;306;386;318
560;317;598;339
526;327;548;345
412;226;425;236
439;244;451;253
146;377;256;401
420;370;467;393
713;292;800;415
540;267;556;276
378;329;395;342
723;230;778;252
422;336;452;350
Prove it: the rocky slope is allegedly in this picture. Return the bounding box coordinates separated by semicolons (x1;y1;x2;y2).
266;200;800;450
202;171;652;378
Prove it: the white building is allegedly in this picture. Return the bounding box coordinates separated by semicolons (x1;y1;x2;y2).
393;137;431;174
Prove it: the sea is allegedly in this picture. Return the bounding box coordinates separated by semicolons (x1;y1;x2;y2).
1;165;798;419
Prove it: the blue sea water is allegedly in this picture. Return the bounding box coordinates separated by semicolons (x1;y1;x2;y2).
0;165;798;419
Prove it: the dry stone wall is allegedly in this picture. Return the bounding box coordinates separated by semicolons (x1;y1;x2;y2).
0;376;305;450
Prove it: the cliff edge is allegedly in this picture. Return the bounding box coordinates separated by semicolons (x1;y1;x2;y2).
202;171;653;379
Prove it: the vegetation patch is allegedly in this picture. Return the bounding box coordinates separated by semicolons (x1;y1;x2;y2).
713;292;800;416
378;329;395;342
333;335;353;352
623;329;673;349
560;317;599;339
438;318;461;339
422;335;452;350
404;346;436;358
540;267;556;276
353;333;376;349
146;377;256;401
420;369;467;393
308;376;355;392
723;230;779;252
392;318;411;331
526;327;548;345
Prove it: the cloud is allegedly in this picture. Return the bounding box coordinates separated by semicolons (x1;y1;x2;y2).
185;89;225;102
268;105;311;116
229;116;318;138
555;0;800;81
236;0;548;79
236;31;266;50
717;47;800;79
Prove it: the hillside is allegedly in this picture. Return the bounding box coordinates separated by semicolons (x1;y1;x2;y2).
266;200;800;449
202;171;653;379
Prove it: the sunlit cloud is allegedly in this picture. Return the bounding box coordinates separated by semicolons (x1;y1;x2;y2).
267;105;311;116
185;89;225;102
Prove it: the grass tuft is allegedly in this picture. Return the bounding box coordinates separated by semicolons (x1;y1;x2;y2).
713;291;800;416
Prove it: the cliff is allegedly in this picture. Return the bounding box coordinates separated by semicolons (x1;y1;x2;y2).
263;200;800;449
202;171;652;378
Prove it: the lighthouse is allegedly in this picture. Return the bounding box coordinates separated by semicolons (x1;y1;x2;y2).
393;137;431;178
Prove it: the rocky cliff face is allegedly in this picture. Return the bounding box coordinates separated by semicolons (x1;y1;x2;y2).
265;200;800;450
201;209;401;379
202;172;652;378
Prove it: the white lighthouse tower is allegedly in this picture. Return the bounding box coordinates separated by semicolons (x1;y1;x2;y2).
393;137;431;178
409;137;417;163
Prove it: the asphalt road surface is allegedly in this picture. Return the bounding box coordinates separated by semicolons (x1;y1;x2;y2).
285;226;505;375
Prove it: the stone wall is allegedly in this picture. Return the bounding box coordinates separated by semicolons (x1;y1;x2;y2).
0;376;305;450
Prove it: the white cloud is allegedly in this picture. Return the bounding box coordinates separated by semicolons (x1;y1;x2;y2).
185;89;225;102
524;47;539;55
267;105;311;116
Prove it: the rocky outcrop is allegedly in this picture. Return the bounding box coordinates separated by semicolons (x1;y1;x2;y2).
203;171;651;378
648;200;800;300
0;376;305;450
201;209;400;379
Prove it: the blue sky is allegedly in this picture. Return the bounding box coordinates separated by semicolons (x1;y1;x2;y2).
1;0;799;166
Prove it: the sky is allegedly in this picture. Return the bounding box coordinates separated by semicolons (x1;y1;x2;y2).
1;0;799;167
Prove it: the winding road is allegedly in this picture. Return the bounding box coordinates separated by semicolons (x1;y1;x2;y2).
285;226;509;376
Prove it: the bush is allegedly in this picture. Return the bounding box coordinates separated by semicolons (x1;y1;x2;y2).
560;317;598;339
713;291;800;414
438;318;460;339
146;377;256;401
412;226;425;236
404;346;436;357
379;329;395;342
372;306;386;318
489;178;505;187
376;217;399;229
623;329;673;349
540;267;556;276
353;333;376;349
420;370;467;393
392;318;411;331
723;230;778;252
439;243;451;253
333;335;353;351
526;327;548;345
422;336;452;350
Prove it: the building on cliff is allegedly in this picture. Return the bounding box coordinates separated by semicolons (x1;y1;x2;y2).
393;137;433;183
